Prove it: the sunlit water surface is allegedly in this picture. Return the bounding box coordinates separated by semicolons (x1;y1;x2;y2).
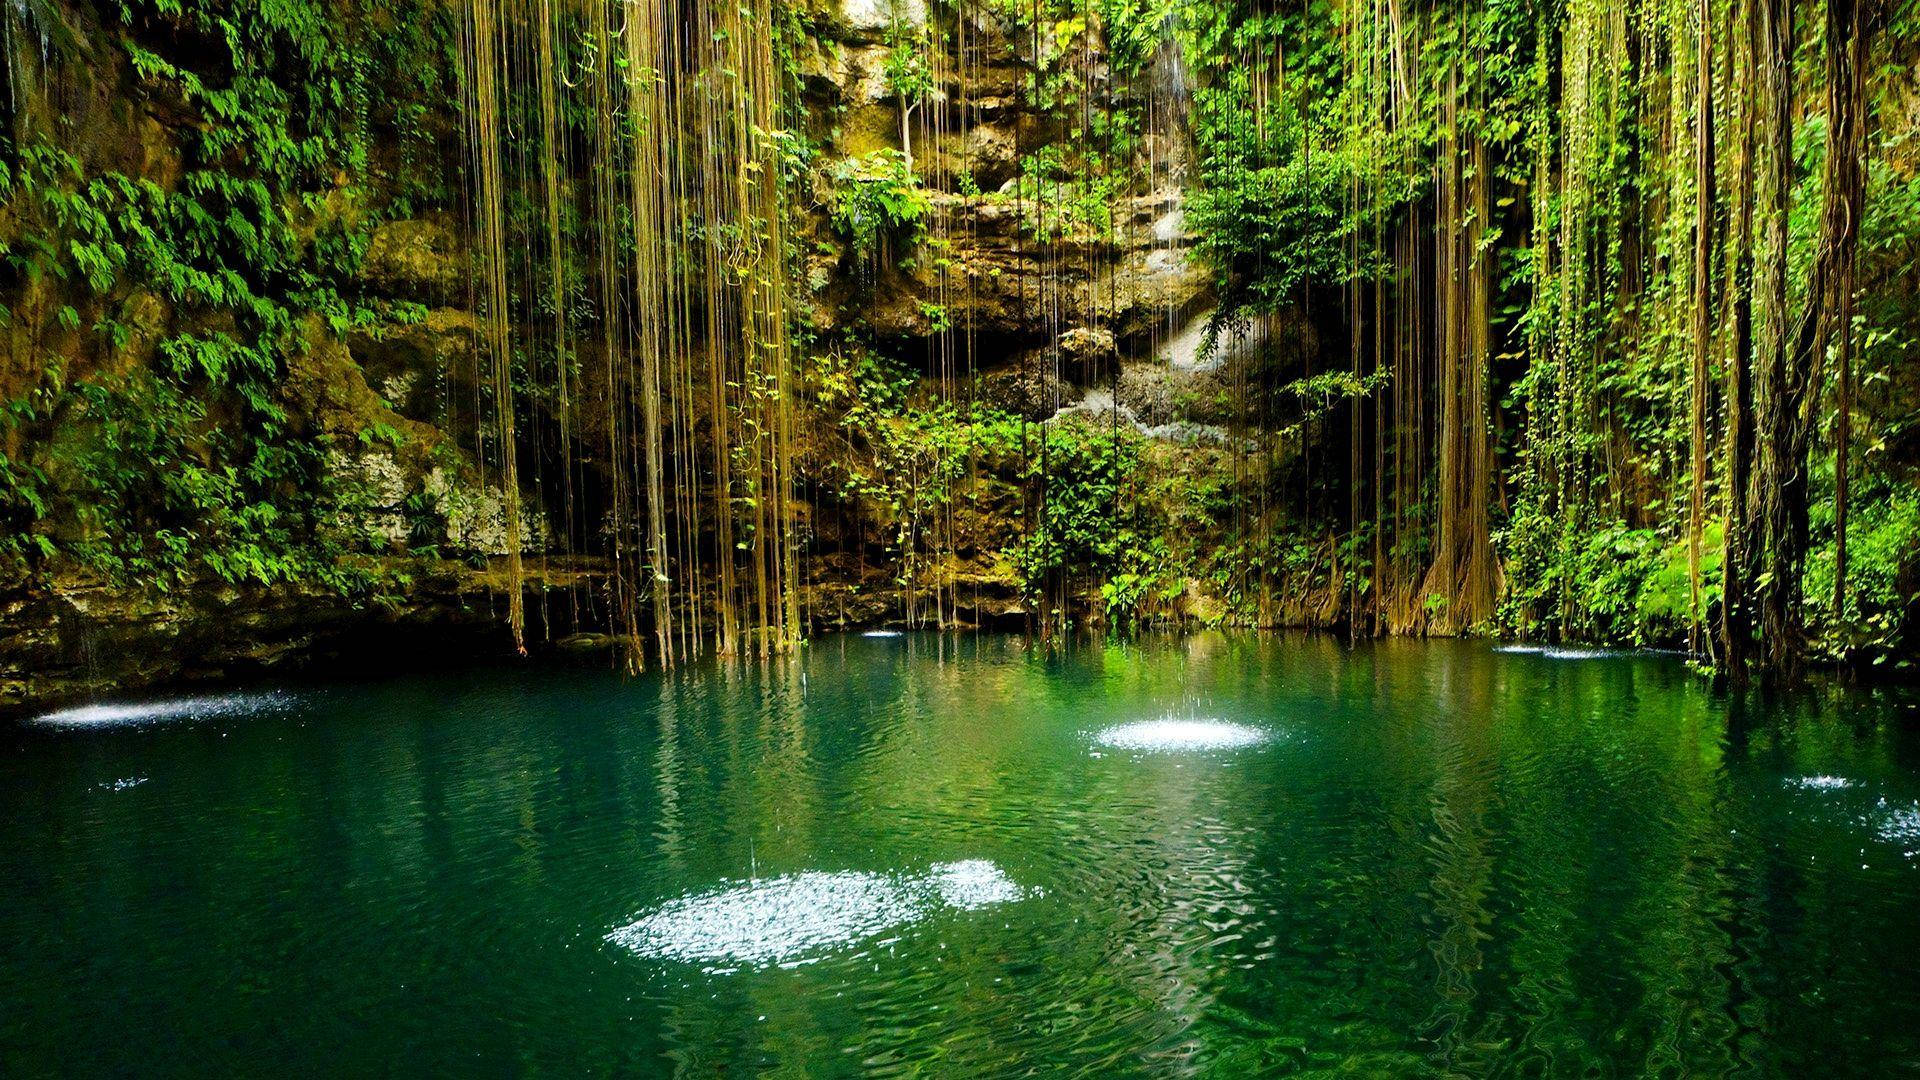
4;633;1920;1076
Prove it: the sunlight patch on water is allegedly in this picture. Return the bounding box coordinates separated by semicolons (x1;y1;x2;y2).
1093;717;1270;752
1504;644;1690;661
928;859;1025;910
29;692;293;730
97;777;148;791
1870;799;1920;854
860;629;905;638
1541;647;1619;660
1788;775;1856;792
607;860;1028;971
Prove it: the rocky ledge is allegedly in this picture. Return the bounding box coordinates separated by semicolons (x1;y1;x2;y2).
0;559;607;721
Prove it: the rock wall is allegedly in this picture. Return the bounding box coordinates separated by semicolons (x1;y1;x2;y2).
0;0;596;714
0;0;1276;715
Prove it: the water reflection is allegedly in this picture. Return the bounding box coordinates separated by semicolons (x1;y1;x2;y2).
3;635;1920;1076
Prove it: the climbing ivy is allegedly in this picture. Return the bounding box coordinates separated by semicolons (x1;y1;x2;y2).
0;0;449;592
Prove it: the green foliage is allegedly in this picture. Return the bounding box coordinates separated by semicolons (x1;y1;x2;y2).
0;0;449;593
1177;0;1421;320
1856;151;1920;447
968;0;1150;243
1498;518;1724;647
1013;421;1143;602
1091;0;1180;75
1008;141;1137;240
1187;134;1362;311
827;150;930;261
806;336;1217;629
0;413;54;572
808;343;977;581
1807;476;1920;669
882;20;934;105
1099;549;1185;631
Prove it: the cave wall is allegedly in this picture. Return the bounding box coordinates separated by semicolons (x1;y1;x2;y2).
0;0;582;711
1;0;1276;713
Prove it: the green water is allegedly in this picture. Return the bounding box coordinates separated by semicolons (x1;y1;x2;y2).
5;634;1920;1077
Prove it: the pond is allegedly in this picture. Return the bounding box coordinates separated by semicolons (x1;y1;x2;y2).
4;633;1920;1076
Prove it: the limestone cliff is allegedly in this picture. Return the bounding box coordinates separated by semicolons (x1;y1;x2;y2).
0;0;1319;714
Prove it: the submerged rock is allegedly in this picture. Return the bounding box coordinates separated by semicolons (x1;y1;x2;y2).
0;559;610;719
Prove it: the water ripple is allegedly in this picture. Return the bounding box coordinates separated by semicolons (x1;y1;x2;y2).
5;634;1918;1076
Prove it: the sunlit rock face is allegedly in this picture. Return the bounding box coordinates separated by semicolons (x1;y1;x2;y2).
1092;717;1269;752
606;860;1028;972
836;0;927;38
29;692;293;730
